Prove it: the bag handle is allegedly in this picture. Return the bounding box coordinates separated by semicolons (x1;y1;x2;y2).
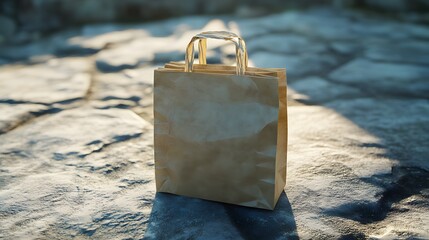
196;32;248;68
184;31;248;75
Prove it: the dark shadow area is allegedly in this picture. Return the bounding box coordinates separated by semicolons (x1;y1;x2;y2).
143;192;297;240
318;98;429;224
325;166;429;224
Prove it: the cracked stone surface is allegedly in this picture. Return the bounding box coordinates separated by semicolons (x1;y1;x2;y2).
0;7;428;240
0;58;92;104
0;108;148;160
289;76;363;104
329;58;429;98
0;103;49;133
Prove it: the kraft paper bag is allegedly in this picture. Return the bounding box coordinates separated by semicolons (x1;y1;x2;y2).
153;31;287;210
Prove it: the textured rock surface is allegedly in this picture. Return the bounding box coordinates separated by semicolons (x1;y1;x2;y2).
0;108;153;239
0;103;49;133
289;76;363;103
1;7;428;240
329;58;429;98
0;58;92;104
0;108;148;160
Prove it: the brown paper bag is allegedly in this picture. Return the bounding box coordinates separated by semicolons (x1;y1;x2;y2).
153;31;287;210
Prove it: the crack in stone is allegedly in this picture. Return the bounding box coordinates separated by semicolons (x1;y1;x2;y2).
77;132;143;159
0;63;96;135
0;106;64;135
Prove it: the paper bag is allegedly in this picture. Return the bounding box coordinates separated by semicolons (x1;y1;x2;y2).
153;31;287;210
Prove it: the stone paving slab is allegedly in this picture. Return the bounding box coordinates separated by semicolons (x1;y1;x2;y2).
329;58;429;98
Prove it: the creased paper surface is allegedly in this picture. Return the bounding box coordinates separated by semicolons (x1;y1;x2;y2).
154;63;287;210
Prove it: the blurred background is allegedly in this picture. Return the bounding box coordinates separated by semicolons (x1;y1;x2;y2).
1;0;429;44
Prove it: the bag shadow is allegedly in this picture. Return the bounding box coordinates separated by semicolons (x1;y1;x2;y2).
143;191;298;240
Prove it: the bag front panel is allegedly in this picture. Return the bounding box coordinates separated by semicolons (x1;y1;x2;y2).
154;71;280;209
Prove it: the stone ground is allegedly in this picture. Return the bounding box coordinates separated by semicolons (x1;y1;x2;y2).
0;7;428;240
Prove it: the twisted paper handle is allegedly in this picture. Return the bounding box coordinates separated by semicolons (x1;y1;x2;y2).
184;31;248;75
